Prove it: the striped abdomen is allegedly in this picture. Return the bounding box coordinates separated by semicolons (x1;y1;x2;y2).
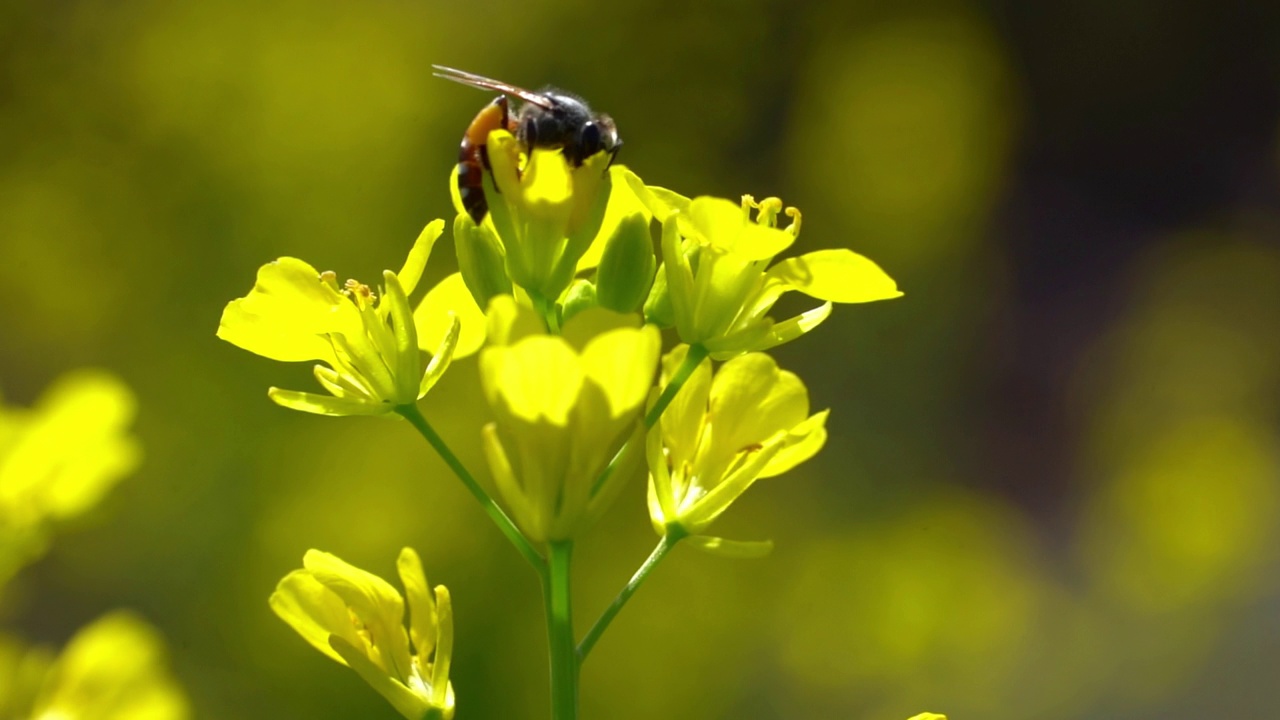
456;96;511;223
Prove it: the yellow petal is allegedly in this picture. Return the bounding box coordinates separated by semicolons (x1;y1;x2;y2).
396;548;437;660
270;570;358;665
765;248;902;303
217;258;358;363
303;550;413;682
580;325;661;420
416;273;487;359
329;636;431;720
429;585;454;711
759;410;830;479
397;219;444;296
419;314;461;399
687;197;793;260
482;338;583;426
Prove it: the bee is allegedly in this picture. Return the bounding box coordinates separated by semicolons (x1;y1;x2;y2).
433;65;622;223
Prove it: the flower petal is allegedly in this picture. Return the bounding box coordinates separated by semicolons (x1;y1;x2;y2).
397;220;444;296
396;548;437;660
687;197;793;260
580;325;661;420
429;585;454;711
415;273;487;359
765;248;902;303
304;550;413;682
217;258;358;363
707;353;810;452
482;338;583;426
269;570;357;665
329;636;431;720
758;410;829;479
419;314;460;400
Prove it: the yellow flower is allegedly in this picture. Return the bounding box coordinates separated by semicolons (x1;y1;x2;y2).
647;346;827;556
271;548;455;720
217;221;460;417
0;372;139;585
479;129;613;303
628;174;901;358
906;714;947;720
0;612;190;720
479;296;660;543
422;162;653;359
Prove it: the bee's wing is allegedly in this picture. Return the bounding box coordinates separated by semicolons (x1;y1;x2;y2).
432;65;554;109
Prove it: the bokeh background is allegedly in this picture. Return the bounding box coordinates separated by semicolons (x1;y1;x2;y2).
3;0;1280;717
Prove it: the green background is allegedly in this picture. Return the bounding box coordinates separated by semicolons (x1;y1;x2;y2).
3;0;1279;718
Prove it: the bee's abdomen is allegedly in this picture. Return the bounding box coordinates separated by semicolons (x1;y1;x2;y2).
456;96;510;224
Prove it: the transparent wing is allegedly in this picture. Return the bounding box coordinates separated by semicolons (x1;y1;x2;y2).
432;65;554;109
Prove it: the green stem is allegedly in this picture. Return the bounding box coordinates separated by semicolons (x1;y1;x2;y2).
577;529;684;661
397;404;544;572
643;344;707;428
533;294;561;335
590;344;708;498
544;541;579;720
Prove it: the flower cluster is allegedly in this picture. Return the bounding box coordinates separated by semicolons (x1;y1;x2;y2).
219;115;912;719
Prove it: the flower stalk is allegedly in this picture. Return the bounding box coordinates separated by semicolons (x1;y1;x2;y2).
544;541;579;720
397;403;544;573
577;527;685;661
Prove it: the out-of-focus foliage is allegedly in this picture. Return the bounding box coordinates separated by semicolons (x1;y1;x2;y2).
2;0;1278;718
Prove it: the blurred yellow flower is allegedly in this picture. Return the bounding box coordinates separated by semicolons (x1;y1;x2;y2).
479;296;660;543
271;548;455;720
0;371;139;584
906;714;946;720
217;220;460;417
648;346;827;556
629;176;902;358
0;612;190;720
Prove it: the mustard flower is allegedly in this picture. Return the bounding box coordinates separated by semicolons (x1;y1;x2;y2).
217;221;460;417
0;612;190;720
647;346;827;556
0;371;139;585
627;173;901;358
476;129;612;303
480;296;660;543
421;161;653;359
271;548;455;720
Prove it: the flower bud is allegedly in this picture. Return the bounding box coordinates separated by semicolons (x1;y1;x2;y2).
453;213;511;311
560;278;599;325
594;212;656;313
